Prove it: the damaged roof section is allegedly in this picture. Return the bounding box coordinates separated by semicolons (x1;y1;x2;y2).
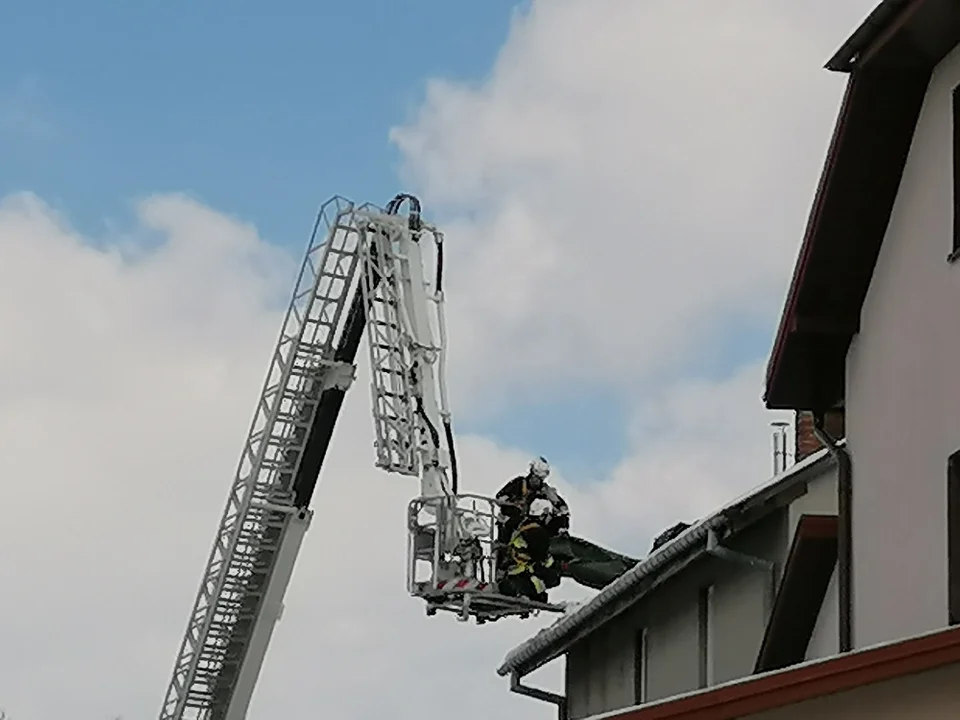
497;445;840;679
764;0;960;411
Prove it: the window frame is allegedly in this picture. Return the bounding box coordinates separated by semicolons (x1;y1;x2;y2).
634;627;648;704
698;585;714;688
948;451;960;625
950;84;960;263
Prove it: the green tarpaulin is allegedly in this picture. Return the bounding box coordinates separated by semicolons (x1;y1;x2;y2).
550;534;639;590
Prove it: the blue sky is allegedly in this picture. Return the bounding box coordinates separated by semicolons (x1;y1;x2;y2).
0;0;524;243
0;0;776;480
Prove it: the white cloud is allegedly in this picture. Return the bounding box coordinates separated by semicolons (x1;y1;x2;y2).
391;0;878;414
0;192;560;720
0;193;785;720
0;2;877;719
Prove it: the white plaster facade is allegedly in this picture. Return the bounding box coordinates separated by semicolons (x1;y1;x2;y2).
805;568;839;662
752;662;960;720
845;42;960;648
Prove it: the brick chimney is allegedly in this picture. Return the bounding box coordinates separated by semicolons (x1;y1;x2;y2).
795;409;845;462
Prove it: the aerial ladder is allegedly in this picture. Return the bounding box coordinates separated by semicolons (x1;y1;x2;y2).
157;194;569;720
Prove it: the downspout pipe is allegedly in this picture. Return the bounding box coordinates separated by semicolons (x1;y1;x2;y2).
812;411;853;653
510;671;567;720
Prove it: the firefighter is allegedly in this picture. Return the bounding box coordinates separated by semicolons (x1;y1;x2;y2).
500;498;562;603
495;456;570;544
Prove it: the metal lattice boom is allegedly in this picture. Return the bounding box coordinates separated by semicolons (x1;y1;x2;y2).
159;197;363;720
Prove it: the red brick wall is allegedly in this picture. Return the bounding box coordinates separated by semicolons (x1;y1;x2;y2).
795;409;845;461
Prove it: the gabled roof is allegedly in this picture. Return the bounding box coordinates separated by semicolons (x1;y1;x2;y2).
587;625;960;720
764;0;960;410
497;445;839;679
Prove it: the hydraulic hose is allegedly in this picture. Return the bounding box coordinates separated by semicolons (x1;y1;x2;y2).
435;233;444;293
430;230;457;493
443;419;459;495
387;193;461;496
386;193;422;233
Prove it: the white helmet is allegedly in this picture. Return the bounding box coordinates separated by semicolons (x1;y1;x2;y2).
529;497;554;519
529;456;550;480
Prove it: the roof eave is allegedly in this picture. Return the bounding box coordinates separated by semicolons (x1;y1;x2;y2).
765;0;909;406
498;518;720;678
825;0;918;72
765;0;960;411
499;447;839;677
762;73;858;411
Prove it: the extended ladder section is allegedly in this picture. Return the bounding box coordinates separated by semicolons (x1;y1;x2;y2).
359;213;420;477
357;203;453;496
354;203;564;624
159;197;368;720
159;194;564;720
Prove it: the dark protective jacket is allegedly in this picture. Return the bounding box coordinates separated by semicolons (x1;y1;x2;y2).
495;474;570;534
506;518;561;590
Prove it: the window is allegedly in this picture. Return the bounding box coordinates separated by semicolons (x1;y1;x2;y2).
949;452;960;625
698;586;714;688
633;628;647;703
952;84;960;262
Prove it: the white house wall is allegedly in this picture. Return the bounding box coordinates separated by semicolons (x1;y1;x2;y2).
643;589;701;703
753;662;960;720
788;468;838;539
845;42;960;649
710;564;769;684
709;511;789;684
565;637;592;720
561;510;795;716
805;567;839;662
565;615;637;720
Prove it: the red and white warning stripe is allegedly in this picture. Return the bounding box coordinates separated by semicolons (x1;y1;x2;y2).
432;578;493;593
